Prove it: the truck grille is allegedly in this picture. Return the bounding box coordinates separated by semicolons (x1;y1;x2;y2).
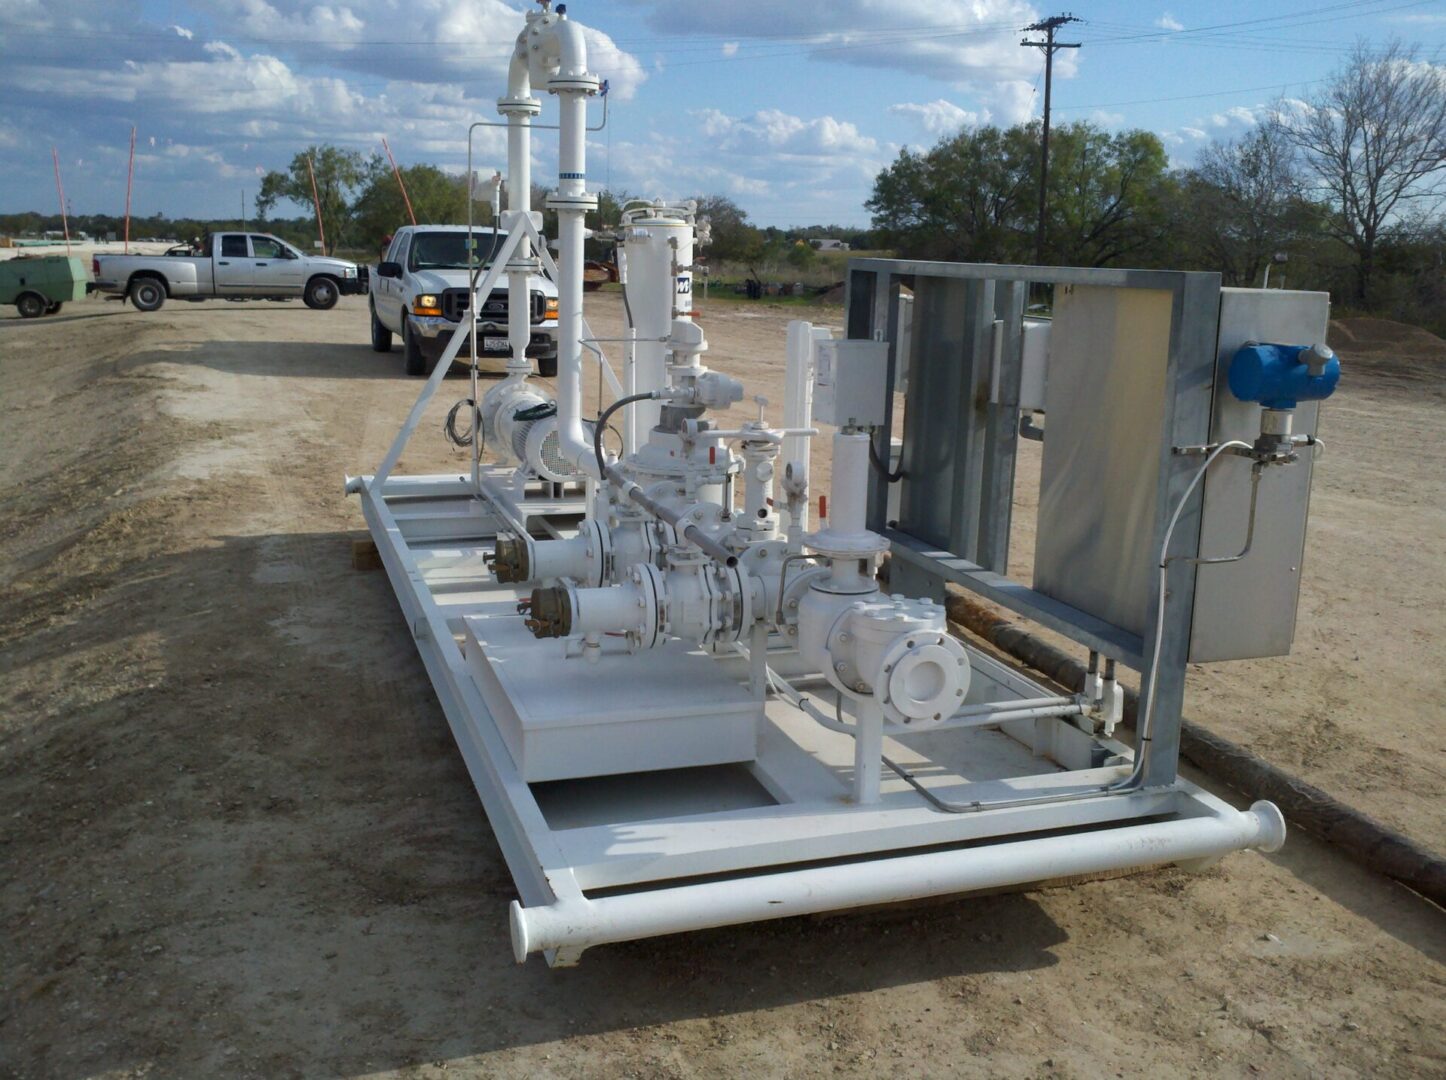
442;288;544;323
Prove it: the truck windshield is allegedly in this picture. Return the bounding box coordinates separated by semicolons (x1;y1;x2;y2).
408;231;507;271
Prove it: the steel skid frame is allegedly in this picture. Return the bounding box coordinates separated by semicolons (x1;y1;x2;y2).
347;256;1289;967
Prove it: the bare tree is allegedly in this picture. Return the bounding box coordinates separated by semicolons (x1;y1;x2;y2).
1280;40;1446;305
1184;121;1322;285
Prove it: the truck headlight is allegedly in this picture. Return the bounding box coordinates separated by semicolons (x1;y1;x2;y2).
413;294;442;316
342;266;357;278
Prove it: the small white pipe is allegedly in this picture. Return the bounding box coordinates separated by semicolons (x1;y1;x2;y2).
510;801;1286;961
783;321;815;533
852;698;884;804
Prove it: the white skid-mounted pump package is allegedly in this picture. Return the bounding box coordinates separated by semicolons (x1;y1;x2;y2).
347;1;1342;965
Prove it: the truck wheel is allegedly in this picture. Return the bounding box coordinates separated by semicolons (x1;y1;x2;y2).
46;302;63;315
402;316;426;376
304;276;339;310
16;293;46;319
129;277;166;312
370;305;393;352
537;354;558;378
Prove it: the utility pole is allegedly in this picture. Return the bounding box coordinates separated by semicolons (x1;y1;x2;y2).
241;189;246;232
1021;14;1080;265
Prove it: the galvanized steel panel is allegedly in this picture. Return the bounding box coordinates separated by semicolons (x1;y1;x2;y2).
1189;288;1330;662
1034;285;1176;638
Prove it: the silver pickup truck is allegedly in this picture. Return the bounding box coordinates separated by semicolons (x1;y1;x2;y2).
92;232;363;312
370;225;559;377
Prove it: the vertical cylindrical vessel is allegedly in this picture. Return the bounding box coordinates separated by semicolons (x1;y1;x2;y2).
830;432;870;537
622;206;695;433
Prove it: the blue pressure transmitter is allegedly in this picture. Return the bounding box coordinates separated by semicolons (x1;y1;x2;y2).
1228;342;1340;409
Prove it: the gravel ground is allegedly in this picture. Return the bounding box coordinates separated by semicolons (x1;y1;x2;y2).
1;292;1442;1078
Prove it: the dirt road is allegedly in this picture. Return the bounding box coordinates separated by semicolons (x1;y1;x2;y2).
2;293;1442;1078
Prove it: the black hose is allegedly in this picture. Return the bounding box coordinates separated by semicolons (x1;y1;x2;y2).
593;391;656;478
869;435;904;482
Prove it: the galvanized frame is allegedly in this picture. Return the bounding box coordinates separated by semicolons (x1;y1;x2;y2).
846;258;1224;789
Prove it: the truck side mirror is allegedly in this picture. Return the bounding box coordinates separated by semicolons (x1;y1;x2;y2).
377;261;402;279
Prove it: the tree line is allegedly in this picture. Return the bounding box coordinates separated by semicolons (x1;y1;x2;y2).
868;41;1445;330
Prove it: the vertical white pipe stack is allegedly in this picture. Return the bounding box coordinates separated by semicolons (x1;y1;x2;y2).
539;15;602;478
500;51;540;377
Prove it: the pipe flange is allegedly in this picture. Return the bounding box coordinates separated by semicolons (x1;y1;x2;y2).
877;632;970;729
497;95;542;116
546;193;600;211
547;74;602;94
582;518;610;589
630;563;663;650
804;526;890;561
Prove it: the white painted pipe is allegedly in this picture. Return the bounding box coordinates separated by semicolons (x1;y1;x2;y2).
830;432;870;537
569;580;645;636
501;46;539;378
548;41;600;479
554;199;591;475
782;320;815;532
531;532;591;582
510;801;1286;961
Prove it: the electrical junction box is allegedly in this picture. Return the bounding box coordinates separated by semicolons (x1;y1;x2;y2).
813;339;888;427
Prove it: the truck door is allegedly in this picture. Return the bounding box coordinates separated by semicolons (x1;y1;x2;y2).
214;234;252;293
376;233;410;329
249;234;304;295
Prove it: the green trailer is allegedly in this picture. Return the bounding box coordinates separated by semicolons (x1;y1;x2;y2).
0;256;89;318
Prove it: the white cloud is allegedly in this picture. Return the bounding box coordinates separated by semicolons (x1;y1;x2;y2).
1208;105;1260;129
620;0;1059;87
202;0;647;101
1155;13;1184;32
721;41;739;57
1089;109;1125;127
693;108;878;157
169;24;194;39
889;100;986;136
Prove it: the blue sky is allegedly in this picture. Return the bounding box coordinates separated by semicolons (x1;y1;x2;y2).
2;0;1443;227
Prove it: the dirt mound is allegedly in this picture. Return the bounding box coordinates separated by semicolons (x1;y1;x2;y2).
1328;316;1446;360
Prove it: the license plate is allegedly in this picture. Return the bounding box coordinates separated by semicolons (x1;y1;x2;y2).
483;336;509;352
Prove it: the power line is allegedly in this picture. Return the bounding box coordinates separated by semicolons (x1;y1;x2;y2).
1021;14;1081;266
1054;78;1329;113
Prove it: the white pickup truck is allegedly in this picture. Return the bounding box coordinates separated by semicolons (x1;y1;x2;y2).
370;224;559;377
92;232;363;312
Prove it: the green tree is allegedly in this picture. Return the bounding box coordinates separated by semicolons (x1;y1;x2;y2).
867;125;1037;262
868;121;1176;267
255;145;366;255
352;157;473;253
1042;124;1173;266
691;194;762;262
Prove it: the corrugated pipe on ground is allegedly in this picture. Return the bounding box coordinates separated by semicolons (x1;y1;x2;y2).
892;568;1446;908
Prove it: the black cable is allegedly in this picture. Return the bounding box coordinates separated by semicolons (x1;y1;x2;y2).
444;398;477;447
869;435;904;482
592;392;656;478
